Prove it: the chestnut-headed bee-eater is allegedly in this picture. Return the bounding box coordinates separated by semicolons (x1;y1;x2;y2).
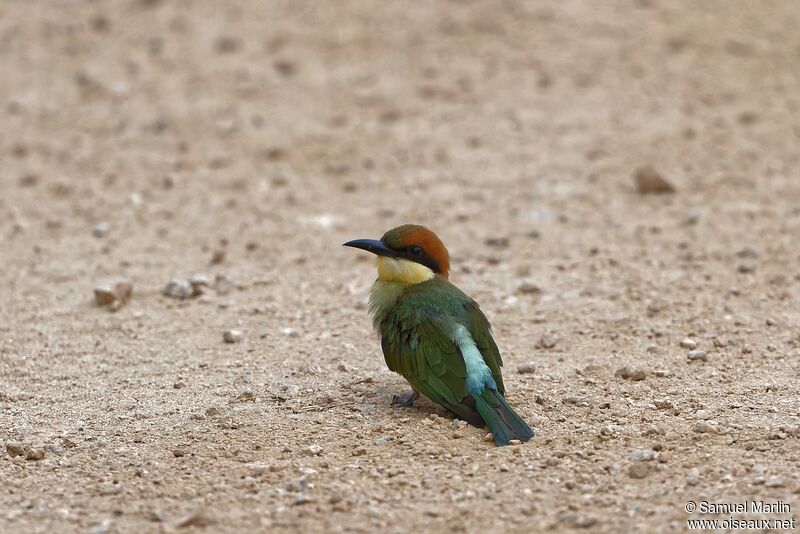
344;224;534;445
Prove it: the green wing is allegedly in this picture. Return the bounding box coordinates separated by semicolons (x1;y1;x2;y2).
378;278;506;424
382;316;484;426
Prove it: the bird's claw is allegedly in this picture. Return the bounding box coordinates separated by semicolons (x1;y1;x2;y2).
391;390;419;407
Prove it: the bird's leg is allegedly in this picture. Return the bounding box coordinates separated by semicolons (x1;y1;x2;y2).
391;389;419;407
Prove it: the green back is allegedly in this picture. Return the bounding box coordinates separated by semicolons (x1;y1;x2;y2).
372;276;505;414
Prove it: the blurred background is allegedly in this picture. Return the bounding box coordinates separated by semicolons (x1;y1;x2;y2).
2;1;799;532
4;0;799;255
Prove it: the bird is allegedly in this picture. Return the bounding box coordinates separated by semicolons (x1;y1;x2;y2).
343;224;534;445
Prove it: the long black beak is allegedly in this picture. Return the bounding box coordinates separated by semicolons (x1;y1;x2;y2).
343;239;398;258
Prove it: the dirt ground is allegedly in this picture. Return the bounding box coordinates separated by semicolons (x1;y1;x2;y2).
2;1;800;532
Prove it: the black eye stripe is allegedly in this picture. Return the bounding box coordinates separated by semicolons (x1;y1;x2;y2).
398;245;440;273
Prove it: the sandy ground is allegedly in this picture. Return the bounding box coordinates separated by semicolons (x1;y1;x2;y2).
2;1;800;532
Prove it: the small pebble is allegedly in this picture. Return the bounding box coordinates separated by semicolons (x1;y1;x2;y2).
694;421;718;434
737;246;759;258
92;222;109;238
538;333;559;349
6;441;24;457
306;444;322;456
162;279;194;299
223;330;242;344
628;462;651;479
679;338;697;350
25;448;45;461
189;274;211;294
615;367;646;381
517;363;536;374
687;350;707;362
245;462;270;476
634;166;675;194
483;433;494;442
615;366;631;378
285;479;308;492
517;282;542;295
630;449;656;462
210;249;226;265
694;410;711;420
172;448;186;457
508;439;522;445
231;390;254;403
738;262;757;274
563;397;591;407
94;280;133;311
485;237;509;248
684;208;701;225
545;457;560;467
630;369;646;381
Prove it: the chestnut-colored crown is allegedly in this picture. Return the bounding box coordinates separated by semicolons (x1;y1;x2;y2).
381;224;450;278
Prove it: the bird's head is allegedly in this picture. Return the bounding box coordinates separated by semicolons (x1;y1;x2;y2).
343;224;450;284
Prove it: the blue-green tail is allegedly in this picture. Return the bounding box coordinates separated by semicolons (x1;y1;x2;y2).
473;388;534;446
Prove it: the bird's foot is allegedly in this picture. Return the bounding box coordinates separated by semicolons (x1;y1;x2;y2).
391;390;419;407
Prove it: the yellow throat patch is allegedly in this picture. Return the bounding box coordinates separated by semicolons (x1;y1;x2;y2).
376;256;434;284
